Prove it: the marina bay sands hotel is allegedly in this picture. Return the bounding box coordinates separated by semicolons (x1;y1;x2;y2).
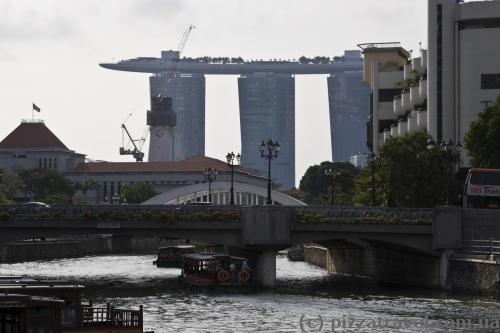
100;50;369;189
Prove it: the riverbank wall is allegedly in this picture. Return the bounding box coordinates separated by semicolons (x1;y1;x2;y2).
304;245;500;294
0;235;162;263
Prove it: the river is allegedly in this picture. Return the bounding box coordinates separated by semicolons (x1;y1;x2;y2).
1;254;500;332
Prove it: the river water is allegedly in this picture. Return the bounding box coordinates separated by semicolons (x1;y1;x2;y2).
1;254;500;332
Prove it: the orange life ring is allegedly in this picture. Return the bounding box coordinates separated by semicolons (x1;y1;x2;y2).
237;270;250;283
217;269;229;282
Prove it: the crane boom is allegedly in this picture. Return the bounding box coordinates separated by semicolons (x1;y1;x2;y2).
119;124;145;162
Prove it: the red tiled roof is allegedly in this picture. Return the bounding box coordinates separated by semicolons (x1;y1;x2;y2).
0;121;69;150
72;155;260;176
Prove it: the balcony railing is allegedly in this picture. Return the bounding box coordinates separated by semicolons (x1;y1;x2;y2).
82;304;142;328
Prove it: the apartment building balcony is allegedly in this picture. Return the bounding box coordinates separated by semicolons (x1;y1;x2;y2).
383;129;391;142
394;97;403;115
410;85;424;105
402;91;412;111
416;110;427;129
407;114;418;133
398;120;407;136
390;124;398;137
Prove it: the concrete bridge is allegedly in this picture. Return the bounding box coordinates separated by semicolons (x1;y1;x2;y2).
0;205;497;288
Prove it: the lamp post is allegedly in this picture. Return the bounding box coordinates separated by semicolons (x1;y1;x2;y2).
325;167;342;206
226;152;241;205
439;140;462;205
259;139;280;205
203;168;217;203
367;153;377;206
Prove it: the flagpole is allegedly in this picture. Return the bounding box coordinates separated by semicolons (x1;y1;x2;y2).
32;102;34;122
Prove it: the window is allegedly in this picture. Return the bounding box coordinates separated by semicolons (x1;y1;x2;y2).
481;74;500;90
378;89;401;102
54;158;58;170
103;182;108;201
49;158;52;169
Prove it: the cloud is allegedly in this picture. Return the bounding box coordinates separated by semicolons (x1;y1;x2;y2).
0;3;79;44
128;0;185;21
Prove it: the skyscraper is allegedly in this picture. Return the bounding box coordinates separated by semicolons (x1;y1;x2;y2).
328;71;370;161
238;73;295;190
149;73;205;161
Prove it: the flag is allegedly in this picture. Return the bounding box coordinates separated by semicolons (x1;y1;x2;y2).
32;103;41;112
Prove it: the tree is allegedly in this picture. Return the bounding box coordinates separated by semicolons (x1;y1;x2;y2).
465;94;500;168
354;131;450;207
299;161;359;205
0;168;21;203
120;182;159;204
17;169;74;203
75;177;99;202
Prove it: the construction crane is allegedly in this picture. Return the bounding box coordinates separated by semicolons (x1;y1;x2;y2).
166;25;195;77
119;124;145;162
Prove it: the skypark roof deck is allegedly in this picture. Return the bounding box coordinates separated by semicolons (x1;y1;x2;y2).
100;58;363;75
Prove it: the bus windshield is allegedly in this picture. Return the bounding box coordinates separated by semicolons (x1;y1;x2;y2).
464;169;500;209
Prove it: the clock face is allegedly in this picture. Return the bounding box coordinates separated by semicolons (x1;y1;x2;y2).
155;128;164;137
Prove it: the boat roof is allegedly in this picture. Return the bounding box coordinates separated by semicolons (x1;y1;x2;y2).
158;245;196;250
213;254;248;261
0;293;65;307
183;253;216;261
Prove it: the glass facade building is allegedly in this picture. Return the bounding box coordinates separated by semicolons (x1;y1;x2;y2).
149;73;205;162
327;71;370;161
238;73;295;190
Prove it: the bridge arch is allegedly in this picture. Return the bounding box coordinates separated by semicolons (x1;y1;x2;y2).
142;181;307;206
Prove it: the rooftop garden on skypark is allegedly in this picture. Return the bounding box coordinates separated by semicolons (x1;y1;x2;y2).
177;55;347;64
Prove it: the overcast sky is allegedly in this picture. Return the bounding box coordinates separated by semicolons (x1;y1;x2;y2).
0;0;427;187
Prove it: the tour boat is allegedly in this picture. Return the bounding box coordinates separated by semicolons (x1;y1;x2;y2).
180;253;253;287
153;244;196;268
0;279;144;333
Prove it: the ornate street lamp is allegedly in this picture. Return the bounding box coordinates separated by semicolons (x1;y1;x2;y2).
439;140;462;205
259;139;280;205
226;152;242;205
367;153;377;206
203;167;218;203
325;167;342;206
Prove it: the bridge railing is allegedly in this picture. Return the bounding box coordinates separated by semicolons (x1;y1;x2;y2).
0;204;243;222
292;206;434;224
460;239;500;256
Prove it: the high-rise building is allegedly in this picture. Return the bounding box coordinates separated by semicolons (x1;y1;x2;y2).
328;70;370;161
428;0;500;162
238;73;295;190
149;73;205;161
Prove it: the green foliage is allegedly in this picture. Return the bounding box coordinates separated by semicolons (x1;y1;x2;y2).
465;94;500;168
17;169;74;201
354;131;450;207
74;177;99;200
120;182;159;204
0;168;21;202
299;161;359;205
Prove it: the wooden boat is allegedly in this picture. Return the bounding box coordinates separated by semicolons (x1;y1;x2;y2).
0;280;144;333
180;253;253;287
153;245;196;268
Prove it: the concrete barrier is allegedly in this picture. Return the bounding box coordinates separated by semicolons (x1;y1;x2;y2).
303;245;328;269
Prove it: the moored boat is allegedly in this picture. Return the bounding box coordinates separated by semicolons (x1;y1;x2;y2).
180;253;253;287
153;245;196;268
0;279;144;333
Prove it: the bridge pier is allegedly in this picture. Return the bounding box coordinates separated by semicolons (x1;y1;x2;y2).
256;251;277;288
439;249;453;290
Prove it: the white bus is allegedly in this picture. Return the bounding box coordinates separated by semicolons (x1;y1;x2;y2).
463;168;500;209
